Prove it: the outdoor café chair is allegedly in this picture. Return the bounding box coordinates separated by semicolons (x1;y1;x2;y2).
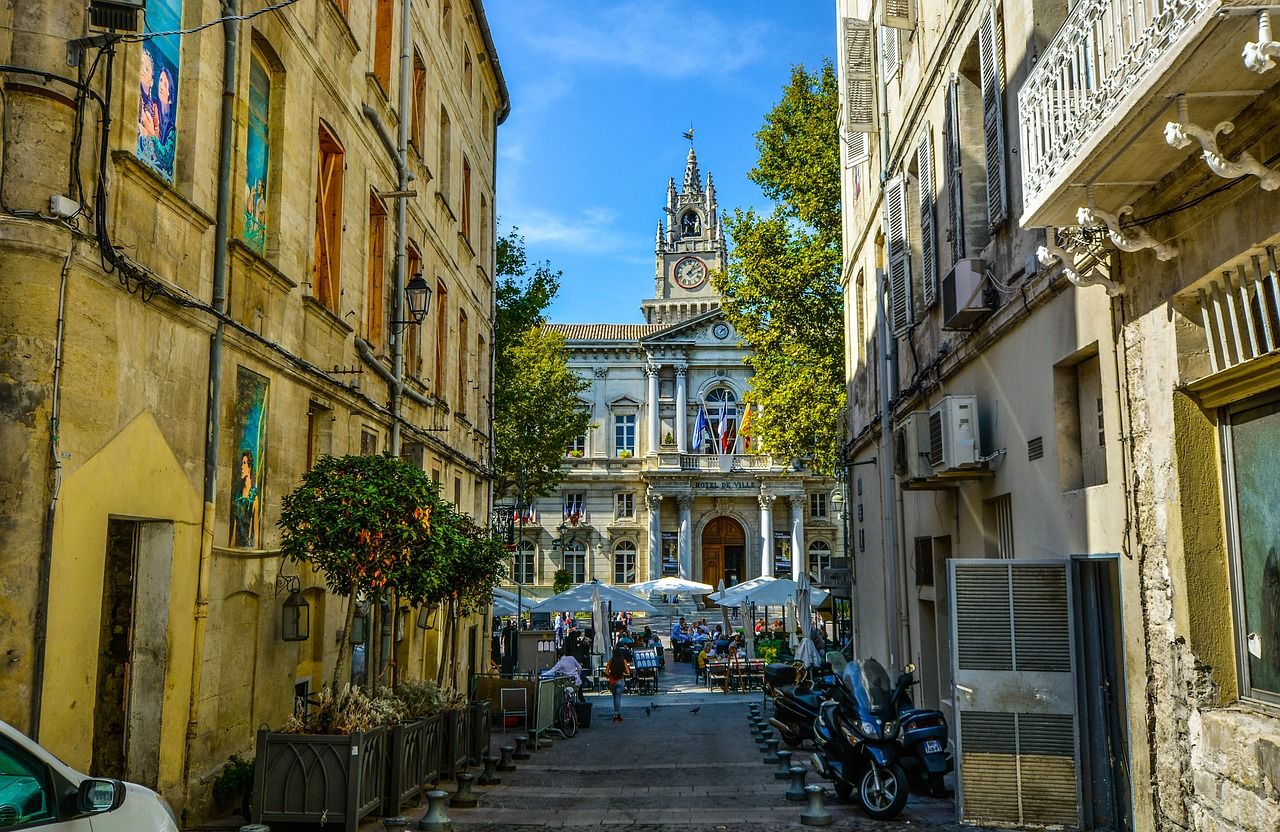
500;687;527;733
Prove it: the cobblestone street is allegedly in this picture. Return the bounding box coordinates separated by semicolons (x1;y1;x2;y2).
379;679;979;831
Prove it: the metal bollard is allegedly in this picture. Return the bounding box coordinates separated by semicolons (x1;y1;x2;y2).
478;753;502;785
497;745;517;772
774;750;794;779
763;738;780;762
384;818;410;830
417;790;451;831
785;765;808;801
757;729;773;751
800;784;834;826
449;772;478;809
513;735;531;760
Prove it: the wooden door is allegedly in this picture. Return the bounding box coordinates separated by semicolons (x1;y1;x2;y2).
703;544;724;588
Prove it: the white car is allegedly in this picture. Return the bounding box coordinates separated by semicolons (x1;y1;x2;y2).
0;720;178;831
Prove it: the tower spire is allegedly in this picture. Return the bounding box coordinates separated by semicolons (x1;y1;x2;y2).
682;147;702;194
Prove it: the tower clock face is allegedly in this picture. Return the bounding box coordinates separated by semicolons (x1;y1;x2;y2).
674;256;707;289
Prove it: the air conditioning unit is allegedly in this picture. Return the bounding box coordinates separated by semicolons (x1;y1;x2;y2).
942;258;993;330
893;412;933;481
927;395;981;471
89;0;145;32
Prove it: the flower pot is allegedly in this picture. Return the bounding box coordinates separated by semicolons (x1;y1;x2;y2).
252;726;386;832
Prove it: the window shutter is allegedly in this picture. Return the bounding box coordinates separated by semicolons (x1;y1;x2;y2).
944;75;966;261
881;0;916;30
917;130;938;308
979;3;1008;228
844;130;870;168
842;17;876;133
885;175;912;332
880;26;900;82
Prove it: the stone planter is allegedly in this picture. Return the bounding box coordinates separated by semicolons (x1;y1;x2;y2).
467;700;491;764
385;713;445;815
252;726;386;832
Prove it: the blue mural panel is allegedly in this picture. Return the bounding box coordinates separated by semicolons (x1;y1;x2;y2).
244;54;270;253
230;367;269;548
136;0;182;180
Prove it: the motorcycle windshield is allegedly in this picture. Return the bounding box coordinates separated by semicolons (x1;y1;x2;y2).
842;658;894;714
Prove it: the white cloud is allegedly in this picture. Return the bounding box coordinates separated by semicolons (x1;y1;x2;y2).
507;204;639;254
516;0;769;79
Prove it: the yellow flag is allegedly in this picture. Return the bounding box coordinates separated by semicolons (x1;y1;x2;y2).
739;405;755;453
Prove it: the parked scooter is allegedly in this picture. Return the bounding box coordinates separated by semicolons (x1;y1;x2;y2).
766;662;839;748
892;669;952;797
810;654;911;819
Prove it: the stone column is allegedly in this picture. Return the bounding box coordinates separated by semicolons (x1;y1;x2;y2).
646;490;663;581
788;495;806;582
674;366;688;453
645;363;660;457
759;492;776;577
677;494;693;579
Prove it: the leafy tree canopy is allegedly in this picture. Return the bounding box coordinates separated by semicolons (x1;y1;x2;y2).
493;229;591;498
714;61;845;472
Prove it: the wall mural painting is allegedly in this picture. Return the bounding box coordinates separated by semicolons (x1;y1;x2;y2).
136;0;182;180
230;367;269;549
243;54;270;253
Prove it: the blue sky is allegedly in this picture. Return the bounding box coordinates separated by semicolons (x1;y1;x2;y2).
486;1;836;324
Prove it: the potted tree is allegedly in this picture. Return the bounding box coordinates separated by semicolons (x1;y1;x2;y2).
256;454;448;831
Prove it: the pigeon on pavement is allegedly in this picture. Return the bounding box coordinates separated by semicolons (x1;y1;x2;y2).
690;706;701;715
645;706;652;717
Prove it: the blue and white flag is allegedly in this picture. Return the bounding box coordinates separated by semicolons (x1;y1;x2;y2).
694;404;709;449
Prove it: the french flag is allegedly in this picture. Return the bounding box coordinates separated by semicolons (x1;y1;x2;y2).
717;405;731;454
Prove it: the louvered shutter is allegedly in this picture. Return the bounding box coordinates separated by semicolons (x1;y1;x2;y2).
880;26;900;81
885;175;912;332
978;3;1008;228
882;0;916;30
944;75;965;261
950;560;1081;828
917;130;938;308
842;17;876;133
843;131;869;168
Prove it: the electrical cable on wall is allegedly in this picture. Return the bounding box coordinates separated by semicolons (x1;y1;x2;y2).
119;0;301;42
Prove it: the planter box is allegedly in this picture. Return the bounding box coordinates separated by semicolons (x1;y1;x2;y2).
252;726;386;832
384;713;444;815
467;700;491;764
442;708;470;780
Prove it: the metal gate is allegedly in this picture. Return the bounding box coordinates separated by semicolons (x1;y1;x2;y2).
949;559;1081;827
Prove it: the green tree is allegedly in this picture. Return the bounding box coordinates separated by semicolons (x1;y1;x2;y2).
493;229;591;498
278;454;446;688
714;61;844;471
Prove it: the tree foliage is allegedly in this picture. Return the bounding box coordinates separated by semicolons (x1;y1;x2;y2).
714;61;845;472
493;229;591;498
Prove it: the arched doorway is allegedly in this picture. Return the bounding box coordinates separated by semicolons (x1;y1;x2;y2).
701;517;746;588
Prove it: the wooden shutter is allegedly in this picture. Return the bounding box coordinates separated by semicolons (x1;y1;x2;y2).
950;560;1081;828
979;3;1008;228
885;175;912;332
881;26;901;81
844;131;870;168
917;130;938;308
882;0;916;30
842;17;876;133
944;75;965;261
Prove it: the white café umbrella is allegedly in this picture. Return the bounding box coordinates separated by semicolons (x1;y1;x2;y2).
530;579;659;614
793;574;822;667
628;576;715;597
591;583;609;659
714;577;830;609
709;575;773;604
740;597;756;660
492;595;520;617
784;599;798;649
718;579;732;637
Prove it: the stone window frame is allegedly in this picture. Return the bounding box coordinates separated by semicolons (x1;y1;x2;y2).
513;540;536;585
613;540;637;584
615;492;635;520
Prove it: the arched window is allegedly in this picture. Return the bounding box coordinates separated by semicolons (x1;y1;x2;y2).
681;210;701;237
563;541;586;583
614;541;637;585
808;540;833;582
514;541;535;585
699;387;739;454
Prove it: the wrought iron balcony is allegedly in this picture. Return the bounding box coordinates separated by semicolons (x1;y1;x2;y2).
1017;0;1270;227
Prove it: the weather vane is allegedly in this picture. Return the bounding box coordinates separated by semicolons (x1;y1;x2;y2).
682;124;695;145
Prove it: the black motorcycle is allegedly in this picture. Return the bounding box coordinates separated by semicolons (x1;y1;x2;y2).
811;656;911;819
766;662;838;748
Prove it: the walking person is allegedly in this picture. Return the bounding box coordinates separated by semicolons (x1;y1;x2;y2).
606;648;632;722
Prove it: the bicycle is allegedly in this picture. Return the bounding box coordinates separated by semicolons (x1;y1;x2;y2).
555;682;579;738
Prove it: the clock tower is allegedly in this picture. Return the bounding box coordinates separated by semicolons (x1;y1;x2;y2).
641;147;726;325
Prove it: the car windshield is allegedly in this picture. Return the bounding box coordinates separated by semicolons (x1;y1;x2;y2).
842;658;894;713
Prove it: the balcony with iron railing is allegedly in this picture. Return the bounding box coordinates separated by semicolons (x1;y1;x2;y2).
1018;0;1277;228
648;452;778;472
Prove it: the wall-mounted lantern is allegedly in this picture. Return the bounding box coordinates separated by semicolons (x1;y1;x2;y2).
350;605;369;645
275;574;310;642
417;605;439;631
391;273;433;334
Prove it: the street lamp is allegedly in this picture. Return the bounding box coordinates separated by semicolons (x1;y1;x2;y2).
391;272;432;334
276;574;310;642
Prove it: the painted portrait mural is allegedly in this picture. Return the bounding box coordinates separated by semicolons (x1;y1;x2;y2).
230;367;269;548
136;0;182;180
243;53;270;253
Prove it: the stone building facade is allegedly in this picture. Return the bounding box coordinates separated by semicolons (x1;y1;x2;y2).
837;0;1280;829
507;150;842;604
0;0;506;820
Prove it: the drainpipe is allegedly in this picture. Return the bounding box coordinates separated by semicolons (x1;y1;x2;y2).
389;0;413;458
184;0;238;800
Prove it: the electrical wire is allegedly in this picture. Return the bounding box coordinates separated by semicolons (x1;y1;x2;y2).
119;0;301;42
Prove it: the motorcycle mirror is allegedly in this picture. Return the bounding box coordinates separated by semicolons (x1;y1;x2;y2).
903;662;917;674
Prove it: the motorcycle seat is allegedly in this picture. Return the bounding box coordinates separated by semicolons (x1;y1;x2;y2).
777;686;824;712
